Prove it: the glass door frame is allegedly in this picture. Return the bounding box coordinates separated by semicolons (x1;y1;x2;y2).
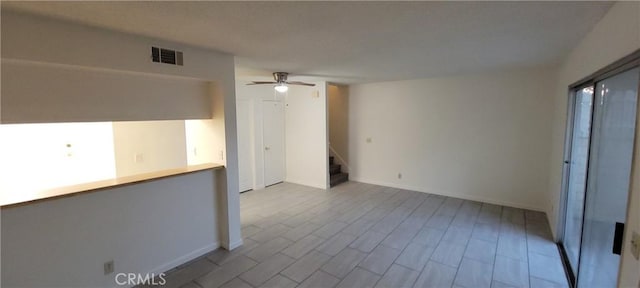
558;82;595;287
557;48;640;288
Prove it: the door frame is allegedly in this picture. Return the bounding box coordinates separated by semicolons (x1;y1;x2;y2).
557;48;640;288
558;83;596;286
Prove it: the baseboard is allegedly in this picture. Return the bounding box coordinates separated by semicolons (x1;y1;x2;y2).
547;199;560;241
221;238;244;250
226;239;244;250
350;176;545;212
284;178;328;190
146;241;220;276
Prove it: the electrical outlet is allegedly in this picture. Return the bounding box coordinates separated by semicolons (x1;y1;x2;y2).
104;260;114;275
219;150;224;161
398;173;402;179
631;231;640;260
193;147;198;156
134;153;144;163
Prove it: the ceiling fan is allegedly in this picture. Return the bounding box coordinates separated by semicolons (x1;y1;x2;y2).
247;72;315;93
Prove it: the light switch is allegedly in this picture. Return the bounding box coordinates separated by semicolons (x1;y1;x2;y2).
65;143;73;157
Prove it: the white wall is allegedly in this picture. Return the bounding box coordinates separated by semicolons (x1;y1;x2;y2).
113;120;188;177
0;122;116;197
1;170;219;288
0;10;232;87
349;69;554;211
546;2;640;287
1;60;211;123
185;118;226;166
236;99;254;192
328;84;350;171
0;9;241;287
285;83;329;189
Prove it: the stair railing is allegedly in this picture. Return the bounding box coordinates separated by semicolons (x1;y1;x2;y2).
329;143;350;173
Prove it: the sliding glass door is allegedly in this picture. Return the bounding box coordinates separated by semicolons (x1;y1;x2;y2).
560;65;639;288
561;85;594;278
577;68;638;287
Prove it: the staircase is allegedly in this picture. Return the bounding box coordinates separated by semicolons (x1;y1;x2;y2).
329;156;348;187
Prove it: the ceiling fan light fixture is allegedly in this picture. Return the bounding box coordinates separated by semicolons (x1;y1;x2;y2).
247;72;314;89
274;83;289;93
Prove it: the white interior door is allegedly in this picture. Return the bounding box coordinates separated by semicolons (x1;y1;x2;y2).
262;100;285;186
236;99;253;192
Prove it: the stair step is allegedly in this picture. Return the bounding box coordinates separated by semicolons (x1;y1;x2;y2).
330;172;348;187
330;164;341;175
329;156;335;165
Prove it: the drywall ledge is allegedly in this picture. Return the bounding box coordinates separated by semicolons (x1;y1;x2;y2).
0;59;213;124
0;163;223;207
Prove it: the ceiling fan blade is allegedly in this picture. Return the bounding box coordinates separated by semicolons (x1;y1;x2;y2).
247;81;277;85
285;81;316;87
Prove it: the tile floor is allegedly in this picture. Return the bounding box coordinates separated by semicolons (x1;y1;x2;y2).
156;182;569;288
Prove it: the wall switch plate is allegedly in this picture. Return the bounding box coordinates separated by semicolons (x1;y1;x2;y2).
631;231;640;260
134;153;144;163
65;143;74;157
104;260;114;275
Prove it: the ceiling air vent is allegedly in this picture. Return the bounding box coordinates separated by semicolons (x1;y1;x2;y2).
151;46;183;66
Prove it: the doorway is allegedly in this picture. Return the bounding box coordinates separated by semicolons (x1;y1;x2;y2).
262;100;285;187
560;54;639;287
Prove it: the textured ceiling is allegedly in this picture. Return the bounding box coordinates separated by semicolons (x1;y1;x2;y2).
2;1;612;83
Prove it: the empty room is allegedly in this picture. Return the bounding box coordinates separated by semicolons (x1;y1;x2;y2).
1;2;639;288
